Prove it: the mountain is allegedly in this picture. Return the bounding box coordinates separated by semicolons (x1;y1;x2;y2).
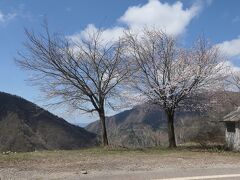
86;92;240;148
0;92;97;152
75;122;90;127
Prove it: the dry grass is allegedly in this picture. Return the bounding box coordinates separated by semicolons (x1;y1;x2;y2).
0;144;239;165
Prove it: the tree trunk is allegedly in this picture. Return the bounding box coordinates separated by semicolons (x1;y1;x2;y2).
99;110;109;146
166;110;177;148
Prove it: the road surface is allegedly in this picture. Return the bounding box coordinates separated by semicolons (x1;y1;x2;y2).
78;167;240;180
1;148;240;179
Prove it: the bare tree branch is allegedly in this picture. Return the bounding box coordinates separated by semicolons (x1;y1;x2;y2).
124;29;226;147
16;25;131;146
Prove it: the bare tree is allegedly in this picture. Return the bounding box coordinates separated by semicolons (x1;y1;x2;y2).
227;71;240;91
223;70;240;107
16;26;130;146
125;29;225;148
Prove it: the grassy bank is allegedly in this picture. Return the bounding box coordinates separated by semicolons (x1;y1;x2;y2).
0;144;239;164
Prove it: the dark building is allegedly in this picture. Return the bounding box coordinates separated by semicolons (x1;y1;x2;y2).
223;107;240;151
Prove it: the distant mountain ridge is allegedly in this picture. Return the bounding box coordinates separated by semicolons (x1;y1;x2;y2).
0;92;97;152
75;122;90;127
86;92;240;147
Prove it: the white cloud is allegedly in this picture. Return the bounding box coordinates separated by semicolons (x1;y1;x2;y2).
68;24;125;45
0;10;17;23
0;11;5;22
217;61;240;76
69;0;203;43
215;37;240;74
216;36;240;58
119;0;201;36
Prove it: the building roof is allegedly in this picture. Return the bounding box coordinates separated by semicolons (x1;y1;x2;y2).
223;107;240;122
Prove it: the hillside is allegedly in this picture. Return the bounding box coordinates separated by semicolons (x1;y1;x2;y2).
0;92;97;152
86;92;240;147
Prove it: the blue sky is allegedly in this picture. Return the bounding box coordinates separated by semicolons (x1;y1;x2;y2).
0;0;240;124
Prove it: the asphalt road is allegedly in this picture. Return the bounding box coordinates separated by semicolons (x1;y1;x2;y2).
1;149;240;180
80;167;240;180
